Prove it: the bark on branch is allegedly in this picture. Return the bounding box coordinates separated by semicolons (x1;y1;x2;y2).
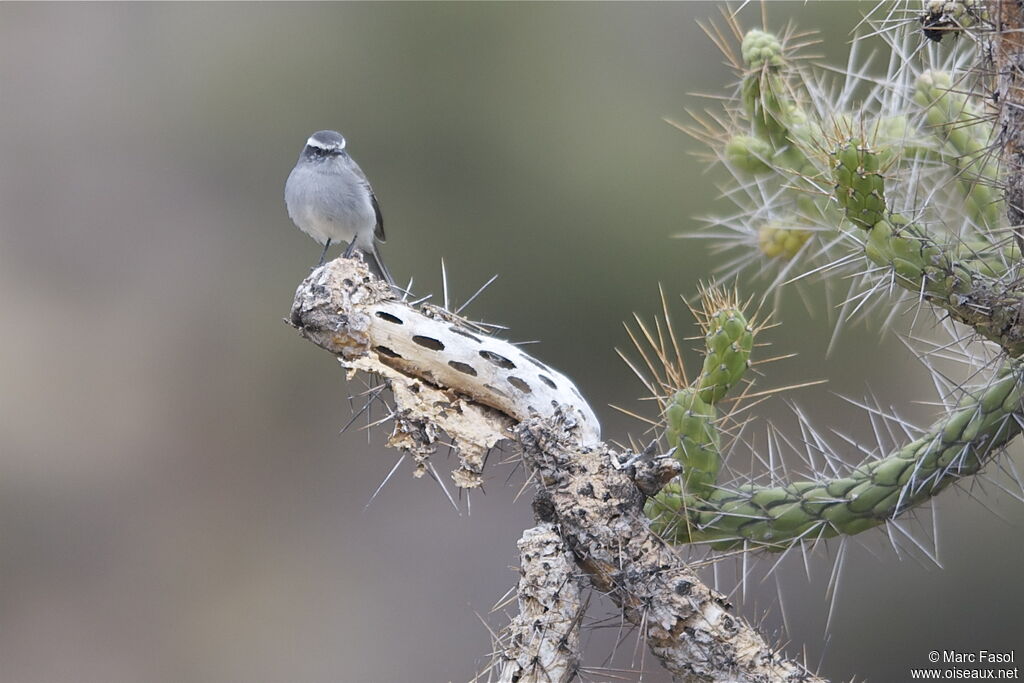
988;0;1024;246
288;258;824;682
495;524;584;683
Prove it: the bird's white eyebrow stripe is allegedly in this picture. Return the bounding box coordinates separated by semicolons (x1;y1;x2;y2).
307;135;346;150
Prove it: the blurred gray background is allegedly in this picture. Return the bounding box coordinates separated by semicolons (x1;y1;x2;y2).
0;3;1020;682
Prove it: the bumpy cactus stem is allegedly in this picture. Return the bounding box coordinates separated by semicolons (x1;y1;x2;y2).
664;388;722;496
741;29;811;155
644;287;1023;551
914;70;1002;229
832;138;1024;357
654;289;753;498
649;361;1024;549
696;302;755;404
734;29;829;229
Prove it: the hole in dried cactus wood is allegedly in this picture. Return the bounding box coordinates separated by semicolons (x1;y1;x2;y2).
485;383;510;398
449;326;482;343
479;350;516;369
448;361;478;376
376;346;401;358
412;335;445;351
527;357;549;370
508;376;532;393
375;311;404;324
538;374;557;389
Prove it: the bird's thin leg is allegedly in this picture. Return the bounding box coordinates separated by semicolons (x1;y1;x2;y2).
318;239;332;267
342;239;356;259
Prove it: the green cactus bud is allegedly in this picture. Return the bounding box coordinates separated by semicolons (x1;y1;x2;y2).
725;134;773;174
831;139;887;230
758;222;812;260
741;29;785;70
697;310;753;405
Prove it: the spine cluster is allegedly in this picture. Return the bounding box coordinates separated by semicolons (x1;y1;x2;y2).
648;8;1024;551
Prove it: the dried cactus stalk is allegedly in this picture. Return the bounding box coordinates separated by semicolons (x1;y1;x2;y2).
290;258;824;682
366;299;601;445
495;525;583;683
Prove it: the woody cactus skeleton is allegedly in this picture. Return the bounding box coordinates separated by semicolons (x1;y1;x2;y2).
289;260;821;682
288;4;1024;681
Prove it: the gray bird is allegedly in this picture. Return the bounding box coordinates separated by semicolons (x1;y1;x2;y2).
285;130;394;283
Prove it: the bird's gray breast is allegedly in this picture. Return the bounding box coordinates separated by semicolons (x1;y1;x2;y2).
285;160;376;247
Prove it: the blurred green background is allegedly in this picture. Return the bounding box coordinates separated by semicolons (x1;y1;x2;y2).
0;3;1020;682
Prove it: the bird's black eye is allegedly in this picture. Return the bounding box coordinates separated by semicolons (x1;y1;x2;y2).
305;145;334;159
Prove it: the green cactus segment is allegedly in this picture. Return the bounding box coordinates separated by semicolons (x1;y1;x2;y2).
863;218;1024;356
697;306;753;404
758;222;812;260
913;70;1001;227
831;138;887;230
730;28;848;249
648;362;1024;550
829;139;1024;355
740;30;812;156
664;388;722;496
862;217;942;283
653;297;752;500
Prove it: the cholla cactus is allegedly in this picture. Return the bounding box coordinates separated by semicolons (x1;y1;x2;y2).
289;4;1024;680
683;8;1010;300
646;4;1024;558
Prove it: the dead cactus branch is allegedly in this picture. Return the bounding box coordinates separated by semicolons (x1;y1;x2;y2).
288;258;823;682
987;0;1024;245
289;258;596;487
495;524;584;683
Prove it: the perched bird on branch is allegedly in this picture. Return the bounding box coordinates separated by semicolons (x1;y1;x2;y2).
285;130;394;283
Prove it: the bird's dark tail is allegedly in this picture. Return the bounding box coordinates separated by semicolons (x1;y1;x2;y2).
362;243;395;287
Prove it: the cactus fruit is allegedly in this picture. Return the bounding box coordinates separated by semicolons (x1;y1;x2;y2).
758;222;812;260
